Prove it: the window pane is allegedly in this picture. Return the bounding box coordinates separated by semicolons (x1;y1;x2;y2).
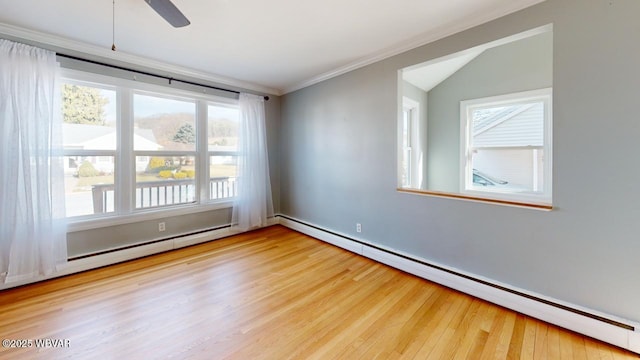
64;156;115;217
471;149;544;193
208;104;239;151
469;100;546;194
472;102;544;148
134;94;196;151
401;149;411;188
135;156;196;209
209;155;237;200
401;108;411;187
62;84;117;150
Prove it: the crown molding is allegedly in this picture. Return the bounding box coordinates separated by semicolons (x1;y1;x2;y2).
0;23;281;96
0;0;545;97
283;0;546;94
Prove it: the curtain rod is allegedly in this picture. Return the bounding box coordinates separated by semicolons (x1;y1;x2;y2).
56;53;269;101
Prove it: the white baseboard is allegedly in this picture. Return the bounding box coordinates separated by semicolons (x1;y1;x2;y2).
61;226;240;276
631;331;640;354
1;219;283;292
3;216;638;354
278;216;640;354
0;225;227;291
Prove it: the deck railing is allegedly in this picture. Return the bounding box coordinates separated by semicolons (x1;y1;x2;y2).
91;177;237;213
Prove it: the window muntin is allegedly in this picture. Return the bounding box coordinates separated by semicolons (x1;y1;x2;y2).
461;88;552;203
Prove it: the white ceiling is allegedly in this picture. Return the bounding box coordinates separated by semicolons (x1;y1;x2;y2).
0;0;544;95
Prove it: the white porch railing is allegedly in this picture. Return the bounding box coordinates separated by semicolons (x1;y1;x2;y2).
91;177;237;213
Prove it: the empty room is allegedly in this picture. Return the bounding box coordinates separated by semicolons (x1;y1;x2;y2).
1;0;639;358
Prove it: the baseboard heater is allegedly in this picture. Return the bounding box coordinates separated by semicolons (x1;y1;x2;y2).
276;214;635;332
68;224;232;262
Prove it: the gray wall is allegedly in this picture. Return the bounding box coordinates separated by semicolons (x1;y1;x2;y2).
280;0;640;323
427;31;552;192
67;208;232;257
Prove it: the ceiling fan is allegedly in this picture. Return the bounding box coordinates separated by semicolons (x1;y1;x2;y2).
111;0;189;51
144;0;191;28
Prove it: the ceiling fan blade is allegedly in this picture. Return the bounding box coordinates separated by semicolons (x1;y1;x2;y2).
144;0;190;28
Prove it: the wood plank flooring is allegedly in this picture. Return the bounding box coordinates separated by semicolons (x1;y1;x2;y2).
0;225;637;359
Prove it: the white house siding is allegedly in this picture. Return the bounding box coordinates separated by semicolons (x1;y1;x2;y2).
473;102;544;148
471;101;546;191
63;124;162;174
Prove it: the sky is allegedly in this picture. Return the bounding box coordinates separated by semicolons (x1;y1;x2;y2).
100;90;238;123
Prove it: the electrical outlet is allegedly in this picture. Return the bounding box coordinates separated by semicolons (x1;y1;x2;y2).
158;222;166;232
356;223;362;233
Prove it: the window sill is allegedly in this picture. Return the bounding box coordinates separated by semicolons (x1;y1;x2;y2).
67;200;234;232
397;188;552;211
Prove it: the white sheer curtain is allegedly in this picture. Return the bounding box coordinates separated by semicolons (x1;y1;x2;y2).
0;39;66;283
231;93;274;231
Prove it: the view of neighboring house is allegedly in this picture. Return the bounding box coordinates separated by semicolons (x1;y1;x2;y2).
63;123;162;174
471;101;545;191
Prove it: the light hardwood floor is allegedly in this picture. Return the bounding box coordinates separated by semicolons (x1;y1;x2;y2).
0;225;637;359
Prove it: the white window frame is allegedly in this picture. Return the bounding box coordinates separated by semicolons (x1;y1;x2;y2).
60;69;240;229
132;90;199;210
60;78;119;218
459;88;552;204
400;97;420;188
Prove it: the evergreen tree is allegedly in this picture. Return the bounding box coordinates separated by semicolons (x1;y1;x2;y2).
173;123;196;144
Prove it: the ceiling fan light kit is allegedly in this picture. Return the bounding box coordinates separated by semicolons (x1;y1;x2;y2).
144;0;191;28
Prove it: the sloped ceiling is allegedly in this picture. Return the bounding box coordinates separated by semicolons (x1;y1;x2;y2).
403;49;484;93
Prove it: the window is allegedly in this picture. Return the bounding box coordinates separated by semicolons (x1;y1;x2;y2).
460;88;552;204
60;70;240;220
400;97;421;189
208;104;239;200
398;25;552;208
61;82;117;217
133;93;197;209
401;103;413;187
